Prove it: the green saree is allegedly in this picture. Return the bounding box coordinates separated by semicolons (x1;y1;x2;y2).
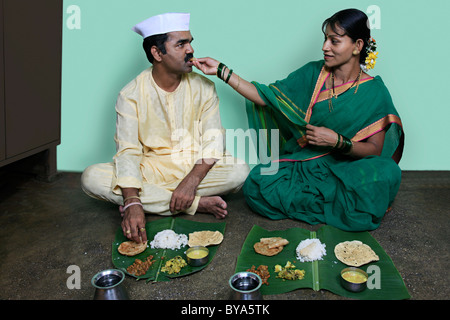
243;60;404;231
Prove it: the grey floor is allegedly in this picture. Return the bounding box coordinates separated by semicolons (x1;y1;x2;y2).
0;162;448;301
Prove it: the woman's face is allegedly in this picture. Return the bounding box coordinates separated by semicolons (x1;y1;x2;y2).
322;24;357;69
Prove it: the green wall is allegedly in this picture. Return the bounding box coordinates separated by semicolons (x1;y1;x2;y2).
60;0;449;172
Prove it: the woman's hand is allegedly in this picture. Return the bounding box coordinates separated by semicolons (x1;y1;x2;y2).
192;57;219;75
305;124;337;147
306;124;386;158
193;57;267;106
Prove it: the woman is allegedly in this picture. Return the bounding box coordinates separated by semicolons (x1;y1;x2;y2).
193;9;404;231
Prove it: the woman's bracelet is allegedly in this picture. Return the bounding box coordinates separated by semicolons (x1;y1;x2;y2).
333;134;353;154
225;68;233;83
334;134;341;148
217;62;241;90
216;62;233;83
341;136;353;154
217;63;225;79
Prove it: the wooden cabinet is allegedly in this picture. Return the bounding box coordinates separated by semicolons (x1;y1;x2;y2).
0;0;62;180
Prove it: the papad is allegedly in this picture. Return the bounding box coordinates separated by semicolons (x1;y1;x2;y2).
334;240;379;267
188;230;223;247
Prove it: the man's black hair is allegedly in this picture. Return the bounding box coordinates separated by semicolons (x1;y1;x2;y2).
142;33;168;63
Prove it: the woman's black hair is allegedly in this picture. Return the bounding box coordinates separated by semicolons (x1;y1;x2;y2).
142;33;169;63
322;9;370;64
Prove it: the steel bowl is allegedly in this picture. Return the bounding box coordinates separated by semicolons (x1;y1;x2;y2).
340;267;368;293
186;246;209;267
91;269;129;300
229;271;263;300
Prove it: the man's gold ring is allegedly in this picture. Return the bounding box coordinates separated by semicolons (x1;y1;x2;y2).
140;228;146;232
126;230;131;234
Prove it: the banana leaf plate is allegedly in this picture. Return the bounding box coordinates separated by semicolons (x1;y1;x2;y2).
235;224;410;300
112;217;226;282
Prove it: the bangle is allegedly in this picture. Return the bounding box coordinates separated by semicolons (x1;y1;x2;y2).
216;62;235;84
120;201;143;213
124;195;140;203
334;134;341;149
340;136;353;154
221;66;228;80
217;63;225;80
225;69;233;83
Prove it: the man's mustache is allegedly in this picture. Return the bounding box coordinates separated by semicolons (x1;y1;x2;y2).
185;53;194;62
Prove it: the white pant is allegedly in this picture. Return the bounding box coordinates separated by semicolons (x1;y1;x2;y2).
81;158;250;216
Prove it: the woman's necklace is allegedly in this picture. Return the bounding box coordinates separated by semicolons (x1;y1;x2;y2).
328;68;362;112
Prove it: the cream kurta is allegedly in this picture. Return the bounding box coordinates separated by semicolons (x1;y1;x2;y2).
82;67;249;215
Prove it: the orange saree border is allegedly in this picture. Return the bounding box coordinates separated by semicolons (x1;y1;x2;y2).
315;77;374;104
353;114;404;164
296;66;330;147
296;67;401;151
305;66;329;123
290;115;403;163
305;67;375;122
353;114;403;142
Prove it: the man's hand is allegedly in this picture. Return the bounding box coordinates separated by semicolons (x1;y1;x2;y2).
121;203;147;243
170;159;216;213
170;174;199;213
120;188;147;243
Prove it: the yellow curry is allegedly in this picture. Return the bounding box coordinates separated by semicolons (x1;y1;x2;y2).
342;270;367;284
187;249;208;259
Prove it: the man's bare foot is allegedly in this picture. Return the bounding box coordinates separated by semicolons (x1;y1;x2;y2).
197;196;228;219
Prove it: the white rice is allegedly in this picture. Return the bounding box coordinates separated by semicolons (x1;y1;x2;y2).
150;229;188;250
296;238;326;262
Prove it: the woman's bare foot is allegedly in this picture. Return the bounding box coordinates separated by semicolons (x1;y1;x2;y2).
197;196;228;219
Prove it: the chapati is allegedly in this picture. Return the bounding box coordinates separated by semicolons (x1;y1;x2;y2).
254;237;289;256
118;240;148;256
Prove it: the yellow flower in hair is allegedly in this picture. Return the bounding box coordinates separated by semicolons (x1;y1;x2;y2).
365;51;378;70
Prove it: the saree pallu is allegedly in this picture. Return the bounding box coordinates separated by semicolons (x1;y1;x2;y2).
243;60;404;231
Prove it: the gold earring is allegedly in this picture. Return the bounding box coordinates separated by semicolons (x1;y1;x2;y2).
353;49;359;55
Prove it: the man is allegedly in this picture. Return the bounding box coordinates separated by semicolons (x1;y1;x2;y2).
81;13;249;243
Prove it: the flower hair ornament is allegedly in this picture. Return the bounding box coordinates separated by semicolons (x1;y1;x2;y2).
361;37;378;72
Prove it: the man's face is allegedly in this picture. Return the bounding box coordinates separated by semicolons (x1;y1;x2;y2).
160;31;195;74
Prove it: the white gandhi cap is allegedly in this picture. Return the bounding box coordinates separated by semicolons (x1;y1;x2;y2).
132;12;190;38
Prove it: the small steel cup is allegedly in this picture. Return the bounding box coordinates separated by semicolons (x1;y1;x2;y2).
186;246;209;267
91;269;129;300
340;267;368;293
229;272;263;300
